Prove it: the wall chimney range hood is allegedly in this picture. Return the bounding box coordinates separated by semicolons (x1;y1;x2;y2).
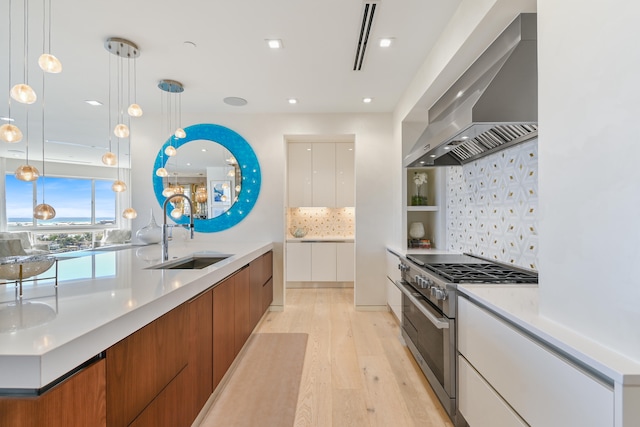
404;13;537;167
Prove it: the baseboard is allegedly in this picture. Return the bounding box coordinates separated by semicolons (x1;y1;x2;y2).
355;305;388;312
286;281;354;289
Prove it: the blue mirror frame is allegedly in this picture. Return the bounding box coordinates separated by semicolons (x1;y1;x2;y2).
153;123;261;232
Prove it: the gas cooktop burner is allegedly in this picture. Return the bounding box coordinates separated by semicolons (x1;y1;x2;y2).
423;263;538;283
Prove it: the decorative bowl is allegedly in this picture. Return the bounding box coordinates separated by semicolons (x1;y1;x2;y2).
0;255;56;280
289;227;308;238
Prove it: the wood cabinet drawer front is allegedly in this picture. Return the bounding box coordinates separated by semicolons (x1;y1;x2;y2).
106;303;189;427
458;355;527;427
458;298;614;427
262;277;273;313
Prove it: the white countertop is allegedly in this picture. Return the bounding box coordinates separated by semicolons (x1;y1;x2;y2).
0;240;273;390
458;284;640;385
386;246;458;257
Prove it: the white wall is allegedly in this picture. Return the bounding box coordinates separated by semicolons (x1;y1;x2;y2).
538;1;640;362
130;112;393;308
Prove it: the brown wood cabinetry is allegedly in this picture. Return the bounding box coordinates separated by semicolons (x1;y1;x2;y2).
106;303;188;427
213;274;236;387
0;358;107;427
234;266;251;355
249;250;273;329
187;288;213;420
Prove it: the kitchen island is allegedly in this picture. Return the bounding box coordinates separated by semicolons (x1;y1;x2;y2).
0;240;273;426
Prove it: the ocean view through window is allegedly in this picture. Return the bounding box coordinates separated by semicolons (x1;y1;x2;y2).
5;174;118;252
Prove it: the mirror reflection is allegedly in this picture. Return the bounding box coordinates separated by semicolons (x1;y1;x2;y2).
160;140;241;220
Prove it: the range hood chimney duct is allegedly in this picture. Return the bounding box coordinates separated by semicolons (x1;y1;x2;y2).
404;13;537;167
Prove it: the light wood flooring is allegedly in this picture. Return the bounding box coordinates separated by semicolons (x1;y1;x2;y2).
255;288;454;427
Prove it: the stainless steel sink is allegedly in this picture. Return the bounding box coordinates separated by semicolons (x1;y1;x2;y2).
148;255;231;270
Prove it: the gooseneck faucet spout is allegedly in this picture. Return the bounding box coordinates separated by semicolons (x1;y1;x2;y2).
162;194;195;261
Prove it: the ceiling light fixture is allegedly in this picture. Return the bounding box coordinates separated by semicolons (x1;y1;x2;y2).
158;79;185;159
34;41;55;221
10;0;37;105
379;38;393;47
363;97;373;103
1;0;22;143
288;98;298;104
37;0;61;74
105;37;139;219
266;39;283;49
85;100;102;106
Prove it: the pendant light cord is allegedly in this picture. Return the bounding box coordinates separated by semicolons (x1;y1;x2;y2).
41;0;46;202
7;0;12;119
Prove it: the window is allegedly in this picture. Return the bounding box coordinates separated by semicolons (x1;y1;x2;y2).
6;174;117;228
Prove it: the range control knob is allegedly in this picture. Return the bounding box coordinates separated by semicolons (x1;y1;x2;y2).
435;288;447;301
424;277;434;288
415;275;427;288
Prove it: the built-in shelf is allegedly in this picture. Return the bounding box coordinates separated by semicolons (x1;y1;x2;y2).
406;206;439;212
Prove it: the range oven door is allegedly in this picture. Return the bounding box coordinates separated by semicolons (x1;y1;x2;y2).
394;279;456;417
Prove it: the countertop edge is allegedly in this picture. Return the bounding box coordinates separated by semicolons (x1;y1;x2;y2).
458;284;640;386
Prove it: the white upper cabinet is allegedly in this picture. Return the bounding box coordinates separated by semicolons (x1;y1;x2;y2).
287;143;313;207
311;143;336;207
288;141;354;207
336;142;355;207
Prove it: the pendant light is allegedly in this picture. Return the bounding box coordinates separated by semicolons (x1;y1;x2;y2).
10;0;36;105
14;106;39;181
105;38;139;219
34;1;55;220
158;79;184;157
0;0;23;143
37;0;61;74
127;53;142;117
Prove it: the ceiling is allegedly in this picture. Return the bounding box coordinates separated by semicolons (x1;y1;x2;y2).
0;0;461;165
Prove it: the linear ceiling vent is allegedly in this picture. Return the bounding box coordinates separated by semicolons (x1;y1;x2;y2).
353;2;378;71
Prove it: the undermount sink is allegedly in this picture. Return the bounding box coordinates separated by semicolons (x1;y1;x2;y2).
148;255;231;270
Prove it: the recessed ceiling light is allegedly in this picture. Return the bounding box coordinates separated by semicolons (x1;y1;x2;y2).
362;97;373;103
288;98;298;104
266;39;283;49
429;154;437;158
0;116;14;122
223;96;248;107
461;136;469;140
85;100;102;106
444;146;451;150
419;161;426;164
379;38;394;47
201;148;207;152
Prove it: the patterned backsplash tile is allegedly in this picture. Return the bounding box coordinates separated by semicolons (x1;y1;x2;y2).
287;207;355;238
446;139;538;270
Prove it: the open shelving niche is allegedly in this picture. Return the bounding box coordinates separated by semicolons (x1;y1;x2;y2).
403;167;446;251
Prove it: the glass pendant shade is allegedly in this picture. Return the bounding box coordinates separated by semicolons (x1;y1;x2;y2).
113;123;130;138
165;145;177;156
34;203;56;220
227;169;235;177
162;187;175;198
10;84;37;104
156;167;168;177
38;54;62;73
0;124;23;143
195;191;207;203
112;180;127;192
122;208;137;219
101;152;117;166
174;128;186;139
128;103;143;117
235;185;241;192
170;208;183;219
15;164;40;181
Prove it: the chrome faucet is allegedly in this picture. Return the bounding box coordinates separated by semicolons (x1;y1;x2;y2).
162;194;195;261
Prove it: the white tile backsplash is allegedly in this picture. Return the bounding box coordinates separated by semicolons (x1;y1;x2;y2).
446;139;538;270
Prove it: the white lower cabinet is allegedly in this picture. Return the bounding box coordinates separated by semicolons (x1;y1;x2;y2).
458;355;527;427
385;250;401;321
286;242;354;282
457;297;614;427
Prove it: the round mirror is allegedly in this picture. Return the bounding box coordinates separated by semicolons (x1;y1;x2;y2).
152;124;261;232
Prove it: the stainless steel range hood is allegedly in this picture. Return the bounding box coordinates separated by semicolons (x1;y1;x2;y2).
404;13;537;167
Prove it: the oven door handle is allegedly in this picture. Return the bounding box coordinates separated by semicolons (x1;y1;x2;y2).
394;280;450;329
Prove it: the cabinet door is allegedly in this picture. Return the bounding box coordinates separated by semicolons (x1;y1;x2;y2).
386;251;402;320
335;142;354;207
249;255;264;330
0;359;107;427
286;242;312;281
311;242;337;281
262;277;273;313
288;143;312;207
336;242;354;281
311;143;336;207
106;303;188;427
213;275;236;387
187;289;213;418
234;267;251;356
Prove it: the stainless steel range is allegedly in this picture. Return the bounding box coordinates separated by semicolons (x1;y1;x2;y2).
394;253;537;427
